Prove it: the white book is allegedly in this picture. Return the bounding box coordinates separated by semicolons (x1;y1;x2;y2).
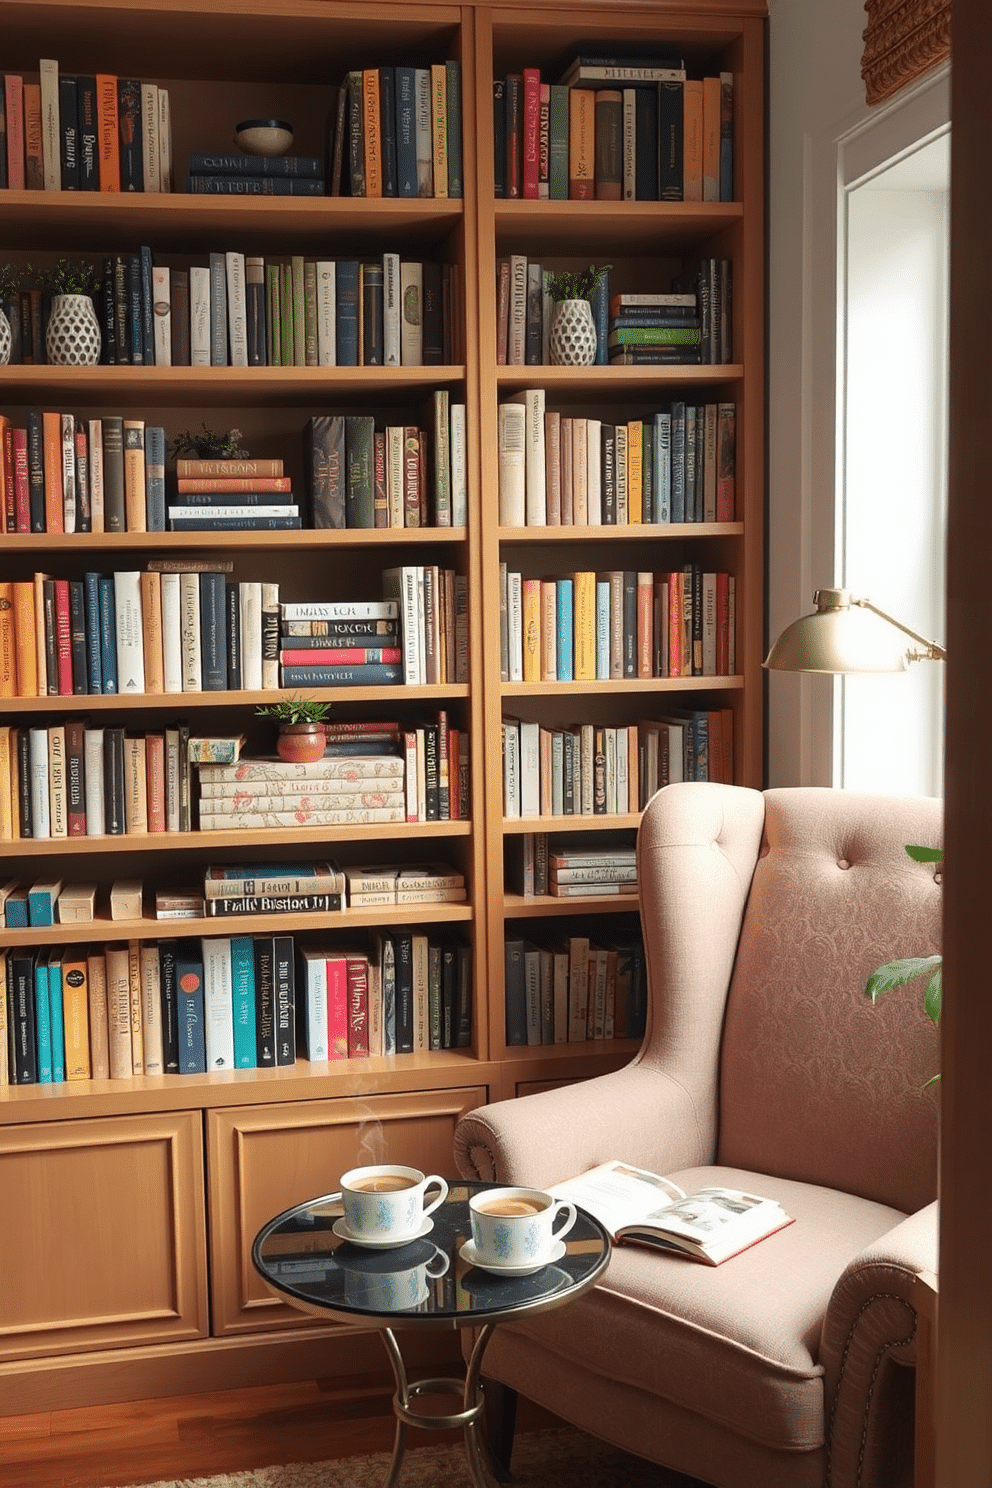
29;727;51;839
39;58;60;190
141;82;161;192
450;402;467;527
510;388;546;525
158;87;173;191
114;570;146;694
225;251;248;367
209;252;228;366
382;252;401;366
202;937;235;1071
519;719;541;819
140;943;163;1074
414;68;433;196
88;419;104;532
399;260;423;365
240;581;262;690
502;720;520;818
586;417;602;524
507;569;523;681
84;727;105;836
508;254;527;366
622;88;637;200
48;724;67;838
297;948;330;1061
61;413;76;532
151;265;171;366
179;572;202;692
261;581;280;689
164;728;180;832
605;726;617;815
280;600;399;621
167;505;298;521
189;265;211;367
381;566;423;683
498;401;526;526
386;425;405;527
315;260;336;366
160;573;183;692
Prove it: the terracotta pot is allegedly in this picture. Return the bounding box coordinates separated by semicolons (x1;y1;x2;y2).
276;723;326;763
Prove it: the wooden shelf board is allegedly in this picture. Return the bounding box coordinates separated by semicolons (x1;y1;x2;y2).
501;676;742;697
503;893;639;916
495;364;744;393
1;820;472;856
0;683;469;714
494;198;743;253
0;527;467;552
498;522;744;542
502;814;641;834
0;364;466;407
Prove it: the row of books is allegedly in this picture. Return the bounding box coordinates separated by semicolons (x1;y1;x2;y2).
1;66;173;192
498;393;736;526
305;397;467;531
501;708;735;820
500;567;736;684
377;571;470;686
0;928;473;1087
0;411;167;535
507;834;637;899
199;720;469;827
504;930;646;1046
495;54;732;204
0;569;279;699
330;63;463;201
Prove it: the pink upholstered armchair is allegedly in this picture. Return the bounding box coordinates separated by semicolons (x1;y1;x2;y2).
455;783;941;1488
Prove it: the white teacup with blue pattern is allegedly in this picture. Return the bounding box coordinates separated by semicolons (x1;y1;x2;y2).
340;1164;448;1243
469;1187;577;1267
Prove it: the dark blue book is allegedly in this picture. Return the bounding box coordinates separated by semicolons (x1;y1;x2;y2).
642;425;654;523
279;663;404;687
76;77;99;190
117;78;144;190
379;66;397;196
590;269;610;367
199;570;228;690
335;259;359;366
634;84;659;199
69;579;88;694
658;80;684;201
59;75;79;189
188;152;323;177
145;423;166;530
140;246;155;367
10;949;38;1083
445;60;462;198
184;174;325;195
98;575;118;691
394;931;414;1053
158;939;180;1073
395;67;418;197
175;939;206;1074
126;254;144;364
273;934;296;1066
492;78;506;197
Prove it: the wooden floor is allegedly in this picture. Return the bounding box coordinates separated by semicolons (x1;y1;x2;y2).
0;1375;566;1488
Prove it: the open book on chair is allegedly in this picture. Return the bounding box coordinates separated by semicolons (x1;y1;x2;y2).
549;1160;795;1265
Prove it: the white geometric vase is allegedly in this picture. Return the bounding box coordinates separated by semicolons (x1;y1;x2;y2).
45;293;101;366
549;298;597;366
0;307;11;365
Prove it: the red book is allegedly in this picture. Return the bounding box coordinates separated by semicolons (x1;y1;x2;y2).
5;75;25;190
403;426;421;527
2;421;14;531
522;68;541;199
346;952;369;1056
54;578;73;695
716;572;731;676
146;732;166;832
326;953;348;1059
279;647;402;666
13;428;30;533
373;429;387;530
667;572;683;679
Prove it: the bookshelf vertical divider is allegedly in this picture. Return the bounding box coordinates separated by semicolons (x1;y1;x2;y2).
0;0;765;1414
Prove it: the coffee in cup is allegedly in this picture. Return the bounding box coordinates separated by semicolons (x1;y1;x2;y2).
339;1164;448;1243
469;1186;577;1268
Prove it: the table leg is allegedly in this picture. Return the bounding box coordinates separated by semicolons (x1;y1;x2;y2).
378;1329;412;1488
376;1323;497;1488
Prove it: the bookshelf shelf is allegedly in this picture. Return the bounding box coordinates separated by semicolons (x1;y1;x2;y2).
495;364;745;393
500;677;742;698
498;522;744;543
502;813;642;835
0;683;471;713
1;819;472;857
0;364;468;405
503;892;640;917
0;527;468;552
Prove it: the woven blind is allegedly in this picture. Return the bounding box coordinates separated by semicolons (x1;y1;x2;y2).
862;0;951;105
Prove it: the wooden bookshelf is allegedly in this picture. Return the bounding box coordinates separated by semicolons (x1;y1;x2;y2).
0;0;766;1414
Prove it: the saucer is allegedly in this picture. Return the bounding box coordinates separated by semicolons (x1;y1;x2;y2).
332;1216;433;1250
458;1238;567;1277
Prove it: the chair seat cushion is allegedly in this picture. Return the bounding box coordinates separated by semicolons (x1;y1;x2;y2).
499;1165;905;1452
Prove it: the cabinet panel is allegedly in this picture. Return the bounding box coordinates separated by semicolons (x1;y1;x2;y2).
0;1110;208;1361
207;1086;486;1334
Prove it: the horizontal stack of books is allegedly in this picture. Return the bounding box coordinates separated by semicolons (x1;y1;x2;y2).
169;456;300;532
194;755;408;830
185;151;325;196
278;600;403;687
607;292;702;365
201;860;345;918
344;862;467;907
548;842;637;899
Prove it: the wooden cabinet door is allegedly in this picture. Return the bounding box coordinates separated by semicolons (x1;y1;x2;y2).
207;1086;487;1335
0;1110;208;1362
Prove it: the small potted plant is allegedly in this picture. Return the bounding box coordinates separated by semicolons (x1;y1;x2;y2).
544;264;612;366
171;425;250;461
29;258;103;366
256;695;332;763
0;264;23;365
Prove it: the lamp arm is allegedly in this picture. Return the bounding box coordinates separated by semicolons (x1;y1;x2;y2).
853;599;947;662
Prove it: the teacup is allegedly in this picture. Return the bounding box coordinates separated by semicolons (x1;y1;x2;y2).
339;1164;448;1243
469;1186;577;1268
340;1243;449;1310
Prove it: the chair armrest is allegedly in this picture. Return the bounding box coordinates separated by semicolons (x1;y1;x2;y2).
819;1200;938;1488
454;1062;714;1189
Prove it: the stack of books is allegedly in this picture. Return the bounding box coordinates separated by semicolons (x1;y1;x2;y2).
278;600;404;687
607;291;702;365
344;862;467;908
194;755;408;831
185;151;325;196
202;860;346;918
169;456;301;532
548;842;637;899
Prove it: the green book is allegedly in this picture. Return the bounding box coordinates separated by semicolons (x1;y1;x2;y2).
291;255;306;366
432;388;450;526
548;85;570;199
266;263;281;367
606;325;703;347
279;262;294;366
345;414;376;528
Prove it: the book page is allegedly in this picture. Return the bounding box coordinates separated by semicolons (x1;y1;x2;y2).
639;1187;773;1243
549;1160;686;1236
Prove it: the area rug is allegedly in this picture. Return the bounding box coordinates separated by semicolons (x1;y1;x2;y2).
114;1427;703;1488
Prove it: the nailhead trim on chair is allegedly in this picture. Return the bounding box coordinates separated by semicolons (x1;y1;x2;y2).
826;1290;916;1488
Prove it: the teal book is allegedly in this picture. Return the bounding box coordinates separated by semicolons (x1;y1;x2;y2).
98;575;118;692
335;259;360;367
47;951;65;1082
555;578;574;680
34;953;53;1083
231;934;257;1068
84;571;103;693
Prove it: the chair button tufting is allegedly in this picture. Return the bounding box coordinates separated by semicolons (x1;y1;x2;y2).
837;858;850;870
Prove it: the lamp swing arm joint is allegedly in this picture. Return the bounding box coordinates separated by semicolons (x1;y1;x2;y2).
846;596;947;662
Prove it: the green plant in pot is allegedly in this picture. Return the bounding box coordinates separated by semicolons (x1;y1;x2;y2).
0;265;23;365
171;424;250;461
28;257;103;366
256;695;332;763
864;844;943;1086
545;263;612;367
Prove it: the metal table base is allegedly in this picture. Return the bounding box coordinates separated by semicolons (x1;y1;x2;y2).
379;1321;501;1488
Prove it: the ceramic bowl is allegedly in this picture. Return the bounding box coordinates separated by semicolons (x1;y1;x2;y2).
234;118;294;156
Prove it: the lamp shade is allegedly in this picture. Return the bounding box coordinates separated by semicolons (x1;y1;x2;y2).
764;588;911;673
